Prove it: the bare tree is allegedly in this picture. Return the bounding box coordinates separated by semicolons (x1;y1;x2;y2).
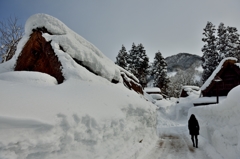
0;16;24;63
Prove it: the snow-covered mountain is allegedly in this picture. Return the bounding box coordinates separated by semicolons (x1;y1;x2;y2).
166;53;202;72
165;53;203;85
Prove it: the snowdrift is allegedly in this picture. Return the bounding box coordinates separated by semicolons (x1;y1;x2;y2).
189;85;240;158
0;77;157;159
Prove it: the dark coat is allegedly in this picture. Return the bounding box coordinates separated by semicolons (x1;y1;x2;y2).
188;114;200;135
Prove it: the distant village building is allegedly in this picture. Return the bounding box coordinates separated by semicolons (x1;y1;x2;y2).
144;87;163;100
144;87;161;94
180;85;200;98
201;57;240;97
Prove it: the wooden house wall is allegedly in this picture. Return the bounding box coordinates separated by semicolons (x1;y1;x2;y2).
180;90;188;97
14;30;64;84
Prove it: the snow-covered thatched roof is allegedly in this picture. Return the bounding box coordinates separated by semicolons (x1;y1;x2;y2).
144;87;161;93
182;85;200;91
14;13;121;82
0;13;144;94
201;57;238;91
180;85;200;97
201;57;240;97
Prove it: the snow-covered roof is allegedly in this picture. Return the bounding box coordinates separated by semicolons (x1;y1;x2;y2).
182;85;200;91
180;85;201;98
201;57;238;91
144;87;161;93
15;13;121;82
118;66;139;83
235;63;240;68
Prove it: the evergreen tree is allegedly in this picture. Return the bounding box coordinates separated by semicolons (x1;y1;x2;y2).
236;39;240;61
128;43;150;88
137;43;150;88
201;21;240;83
152;51;169;94
115;45;128;70
201;22;219;83
217;23;230;60
128;43;138;74
227;26;240;59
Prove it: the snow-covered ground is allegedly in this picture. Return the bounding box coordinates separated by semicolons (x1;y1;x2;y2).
2;69;239;159
150;84;240;159
0;71;157;159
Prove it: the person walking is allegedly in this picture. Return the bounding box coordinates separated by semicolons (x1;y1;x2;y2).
188;114;200;148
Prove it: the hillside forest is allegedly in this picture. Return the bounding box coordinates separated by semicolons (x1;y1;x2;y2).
115;22;240;97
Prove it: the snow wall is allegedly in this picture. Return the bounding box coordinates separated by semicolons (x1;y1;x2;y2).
189;85;240;159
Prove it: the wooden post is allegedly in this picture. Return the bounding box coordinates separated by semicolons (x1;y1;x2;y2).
216;85;219;103
214;76;222;104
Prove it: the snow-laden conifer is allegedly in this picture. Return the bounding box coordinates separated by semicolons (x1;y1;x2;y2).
128;43;149;88
201;21;219;83
115;45;128;70
227;26;240;60
152;51;169;94
217;23;230;60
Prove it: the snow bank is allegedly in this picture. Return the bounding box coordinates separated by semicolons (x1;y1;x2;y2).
144;87;161;93
0;71;157;159
189;85;240;158
155;89;200;123
0;71;57;86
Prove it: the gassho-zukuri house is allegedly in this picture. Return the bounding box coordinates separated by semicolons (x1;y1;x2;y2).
194;57;240;106
180;85;200;98
144;87;163;100
4;13;143;94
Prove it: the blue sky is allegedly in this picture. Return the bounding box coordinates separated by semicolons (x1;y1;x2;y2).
1;0;240;62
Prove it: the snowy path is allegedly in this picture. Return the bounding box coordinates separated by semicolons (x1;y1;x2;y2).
141;109;220;159
143;128;212;159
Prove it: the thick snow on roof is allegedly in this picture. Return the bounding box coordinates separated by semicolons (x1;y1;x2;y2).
144;87;161;93
17;13;121;82
182;85;200;90
181;85;200;97
118;66;139;83
235;63;240;68
201;57;238;91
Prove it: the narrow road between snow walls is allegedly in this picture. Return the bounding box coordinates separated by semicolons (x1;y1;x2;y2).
141;108;223;159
